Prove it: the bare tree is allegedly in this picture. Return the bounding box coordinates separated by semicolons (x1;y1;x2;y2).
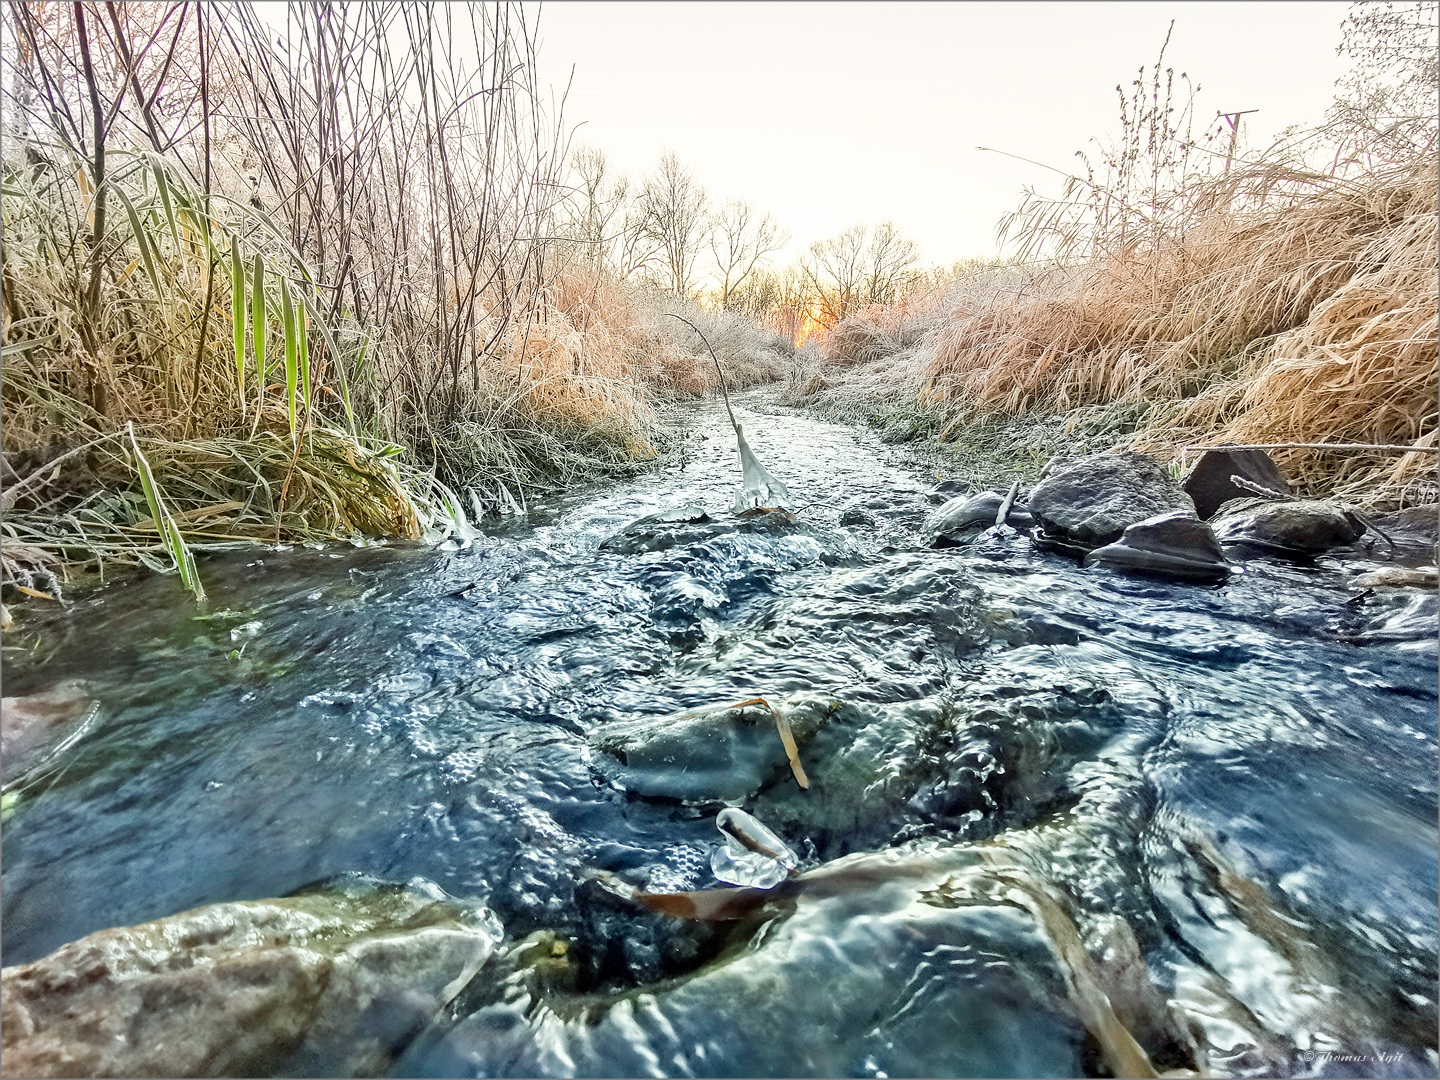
563;143;630;269
862;220;921;306
800;220;921;327
801;223;867;326
753;263;817;345
638;149;709;298
708;198;787;310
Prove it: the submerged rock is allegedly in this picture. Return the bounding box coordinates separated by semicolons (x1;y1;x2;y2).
599;505;798;554
1084;511;1233;583
1351;565;1438;590
1;681;98;781
0;881;501;1079
589;695;834;804
1182;447;1290;520
606;848;1168;1078
1210;498;1365;558
923;490;1035;547
424;847;1098;1079
1028;452;1194;553
1356;505;1439;564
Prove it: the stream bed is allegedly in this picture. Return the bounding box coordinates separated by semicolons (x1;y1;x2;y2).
2;391;1436;1078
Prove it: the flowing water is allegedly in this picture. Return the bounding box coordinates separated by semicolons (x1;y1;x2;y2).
3;391;1436;1078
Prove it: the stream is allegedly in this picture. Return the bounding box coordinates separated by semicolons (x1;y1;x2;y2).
2;391;1436;1078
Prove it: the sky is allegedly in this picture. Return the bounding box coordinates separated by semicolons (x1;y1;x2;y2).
531;1;1355;267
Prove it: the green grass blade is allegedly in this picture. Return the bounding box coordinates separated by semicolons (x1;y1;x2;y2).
297;297;312;429
126;422;205;602
113;186;164;301
166;518;205;601
230;236;246;412
281;275;298;441
252;252;267;408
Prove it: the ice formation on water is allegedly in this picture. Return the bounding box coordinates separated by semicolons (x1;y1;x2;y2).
710;807;798;888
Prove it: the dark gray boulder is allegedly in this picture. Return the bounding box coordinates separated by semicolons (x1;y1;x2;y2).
925;479;975;504
1210;498;1365;557
1028;452;1195;552
1182;447;1290;520
1084;511;1233;583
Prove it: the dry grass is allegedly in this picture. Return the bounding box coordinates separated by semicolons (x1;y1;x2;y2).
0;3;796;609
643;293;792;398
908;160;1438;505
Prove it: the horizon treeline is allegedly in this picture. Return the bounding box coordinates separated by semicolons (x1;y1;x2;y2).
549;143;980;346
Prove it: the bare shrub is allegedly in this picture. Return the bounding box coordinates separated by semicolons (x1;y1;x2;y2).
643;295;790;398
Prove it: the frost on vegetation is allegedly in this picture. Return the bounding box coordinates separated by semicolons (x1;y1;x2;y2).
662;312;791;514
710;807;798;888
418;479;482;549
416;477;525;549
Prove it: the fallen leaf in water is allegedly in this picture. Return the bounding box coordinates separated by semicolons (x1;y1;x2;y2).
669;695;809;789
766;699;809;788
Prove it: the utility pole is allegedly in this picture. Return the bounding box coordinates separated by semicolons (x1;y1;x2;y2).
1220;110;1259;177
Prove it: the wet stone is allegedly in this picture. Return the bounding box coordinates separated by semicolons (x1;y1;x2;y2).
923;490;1035;548
1356;504;1439;565
0;881;501;1079
0;681;98;781
599;507;801;555
588;695;833;804
1084;511;1233;583
1352;565;1439;590
1210;497;1366;558
925;478;976;504
1182;446;1291;520
1028;451;1195;552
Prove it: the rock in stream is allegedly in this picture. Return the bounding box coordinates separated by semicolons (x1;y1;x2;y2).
0;880;501;1079
1028;452;1196;553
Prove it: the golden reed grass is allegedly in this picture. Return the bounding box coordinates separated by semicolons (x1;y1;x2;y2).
919;161;1437;503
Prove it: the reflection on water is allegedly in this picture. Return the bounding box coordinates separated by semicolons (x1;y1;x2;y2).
3;392;1436;1077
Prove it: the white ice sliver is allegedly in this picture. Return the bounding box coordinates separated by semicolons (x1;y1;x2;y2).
731;423;789;513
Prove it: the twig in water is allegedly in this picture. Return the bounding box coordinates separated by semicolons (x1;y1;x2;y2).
665;313;738;435
1183;442;1438;454
995;481;1020;527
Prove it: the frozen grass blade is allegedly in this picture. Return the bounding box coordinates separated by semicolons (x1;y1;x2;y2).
149;154;182;254
665;312;791;511
113;186;164;302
